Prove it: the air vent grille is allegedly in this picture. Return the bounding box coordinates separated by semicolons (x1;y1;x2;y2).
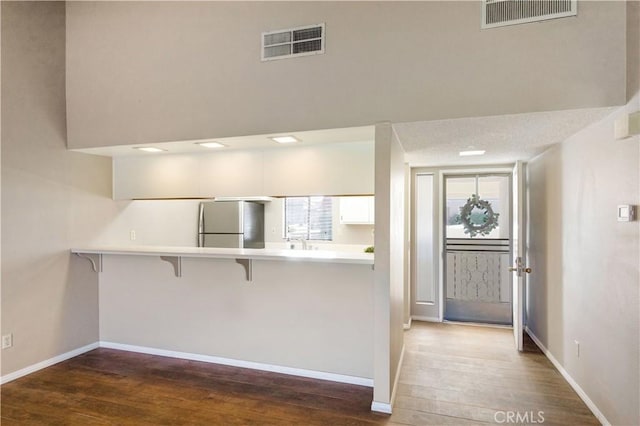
262;24;325;61
482;0;577;29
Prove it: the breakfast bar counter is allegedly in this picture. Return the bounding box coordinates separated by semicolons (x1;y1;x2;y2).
71;244;375;387
72;245;374;264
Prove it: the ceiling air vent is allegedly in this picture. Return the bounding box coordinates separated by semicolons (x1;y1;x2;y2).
482;0;577;29
262;24;325;61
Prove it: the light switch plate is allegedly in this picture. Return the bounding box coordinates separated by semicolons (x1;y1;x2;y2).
618;205;636;222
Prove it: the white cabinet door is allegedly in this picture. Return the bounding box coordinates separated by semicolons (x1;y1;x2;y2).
199;151;264;197
263;142;374;196
340;196;374;224
113;142;374;199
113;151;264;200
113;155;201;200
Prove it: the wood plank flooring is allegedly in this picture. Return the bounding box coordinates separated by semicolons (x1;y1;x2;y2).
1;322;598;425
1;349;387;425
392;322;599;425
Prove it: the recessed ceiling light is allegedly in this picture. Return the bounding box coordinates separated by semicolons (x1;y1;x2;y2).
134;147;166;153
270;135;300;144
196;142;226;148
459;150;486;157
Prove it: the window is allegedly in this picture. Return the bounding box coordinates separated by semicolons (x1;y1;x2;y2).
284;196;332;241
444;175;510;239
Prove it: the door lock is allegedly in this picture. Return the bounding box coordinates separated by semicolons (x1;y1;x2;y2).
510;257;531;276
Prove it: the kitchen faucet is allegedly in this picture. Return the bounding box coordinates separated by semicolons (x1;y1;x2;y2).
295;238;308;250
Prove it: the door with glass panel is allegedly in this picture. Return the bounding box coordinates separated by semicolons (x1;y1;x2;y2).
443;174;512;325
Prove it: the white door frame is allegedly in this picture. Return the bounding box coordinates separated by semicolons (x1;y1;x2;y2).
410;165;516;324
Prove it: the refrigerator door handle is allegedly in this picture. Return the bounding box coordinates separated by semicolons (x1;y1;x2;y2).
198;202;205;234
198;203;205;247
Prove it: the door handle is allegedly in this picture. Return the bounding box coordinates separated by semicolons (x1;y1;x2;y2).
510;257;532;275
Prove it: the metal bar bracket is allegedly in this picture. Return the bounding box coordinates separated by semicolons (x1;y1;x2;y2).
75;253;102;273
160;256;182;277
235;258;252;282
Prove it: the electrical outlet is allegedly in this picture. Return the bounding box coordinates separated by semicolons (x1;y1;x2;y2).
130;230;136;241
574;340;580;358
2;334;13;349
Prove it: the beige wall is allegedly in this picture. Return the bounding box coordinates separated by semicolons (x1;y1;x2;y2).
526;100;639;425
1;2;115;375
65;1;627;149
627;1;639;102
373;122;405;408
388;127;405;398
528;5;638;423
99;256;374;379
528;98;640;424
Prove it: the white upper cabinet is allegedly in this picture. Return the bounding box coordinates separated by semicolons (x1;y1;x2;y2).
112;141;374;200
199;151;264;197
340;196;375;225
262;142;374;197
113;155;201;199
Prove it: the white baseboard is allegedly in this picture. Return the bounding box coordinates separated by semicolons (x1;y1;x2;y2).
403;317;412;330
370;342;405;414
390;343;405;407
371;401;392;414
0;342;99;385
525;327;610;426
100;341;373;388
411;315;440;322
444;320;511;329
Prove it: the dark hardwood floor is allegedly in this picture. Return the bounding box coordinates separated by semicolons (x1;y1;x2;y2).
1;349;388;425
1;323;599;425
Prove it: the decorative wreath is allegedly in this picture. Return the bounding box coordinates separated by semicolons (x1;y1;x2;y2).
460;194;499;238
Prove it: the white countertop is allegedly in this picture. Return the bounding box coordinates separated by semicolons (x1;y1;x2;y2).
71;245;374;265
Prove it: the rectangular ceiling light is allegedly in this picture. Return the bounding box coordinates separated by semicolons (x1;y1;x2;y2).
270;135;300;144
134;147;167;153
196;142;226;148
459;150;486;156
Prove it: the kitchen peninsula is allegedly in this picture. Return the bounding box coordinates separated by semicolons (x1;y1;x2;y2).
72;245;376;385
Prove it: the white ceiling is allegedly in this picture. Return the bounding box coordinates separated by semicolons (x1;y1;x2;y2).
394;107;616;167
71;126;375;157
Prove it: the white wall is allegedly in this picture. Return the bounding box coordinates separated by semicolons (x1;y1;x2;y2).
96;200;201;247
373;122;405;408
99;256;374;379
526;102;639;425
65;1;627;149
1;2;116;375
527;5;638;423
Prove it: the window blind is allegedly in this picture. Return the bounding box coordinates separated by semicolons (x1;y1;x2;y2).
284;196;333;241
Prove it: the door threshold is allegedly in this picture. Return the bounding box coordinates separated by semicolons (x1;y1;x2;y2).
443;320;512;330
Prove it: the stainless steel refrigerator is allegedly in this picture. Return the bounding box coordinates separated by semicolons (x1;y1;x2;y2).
198;201;265;248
